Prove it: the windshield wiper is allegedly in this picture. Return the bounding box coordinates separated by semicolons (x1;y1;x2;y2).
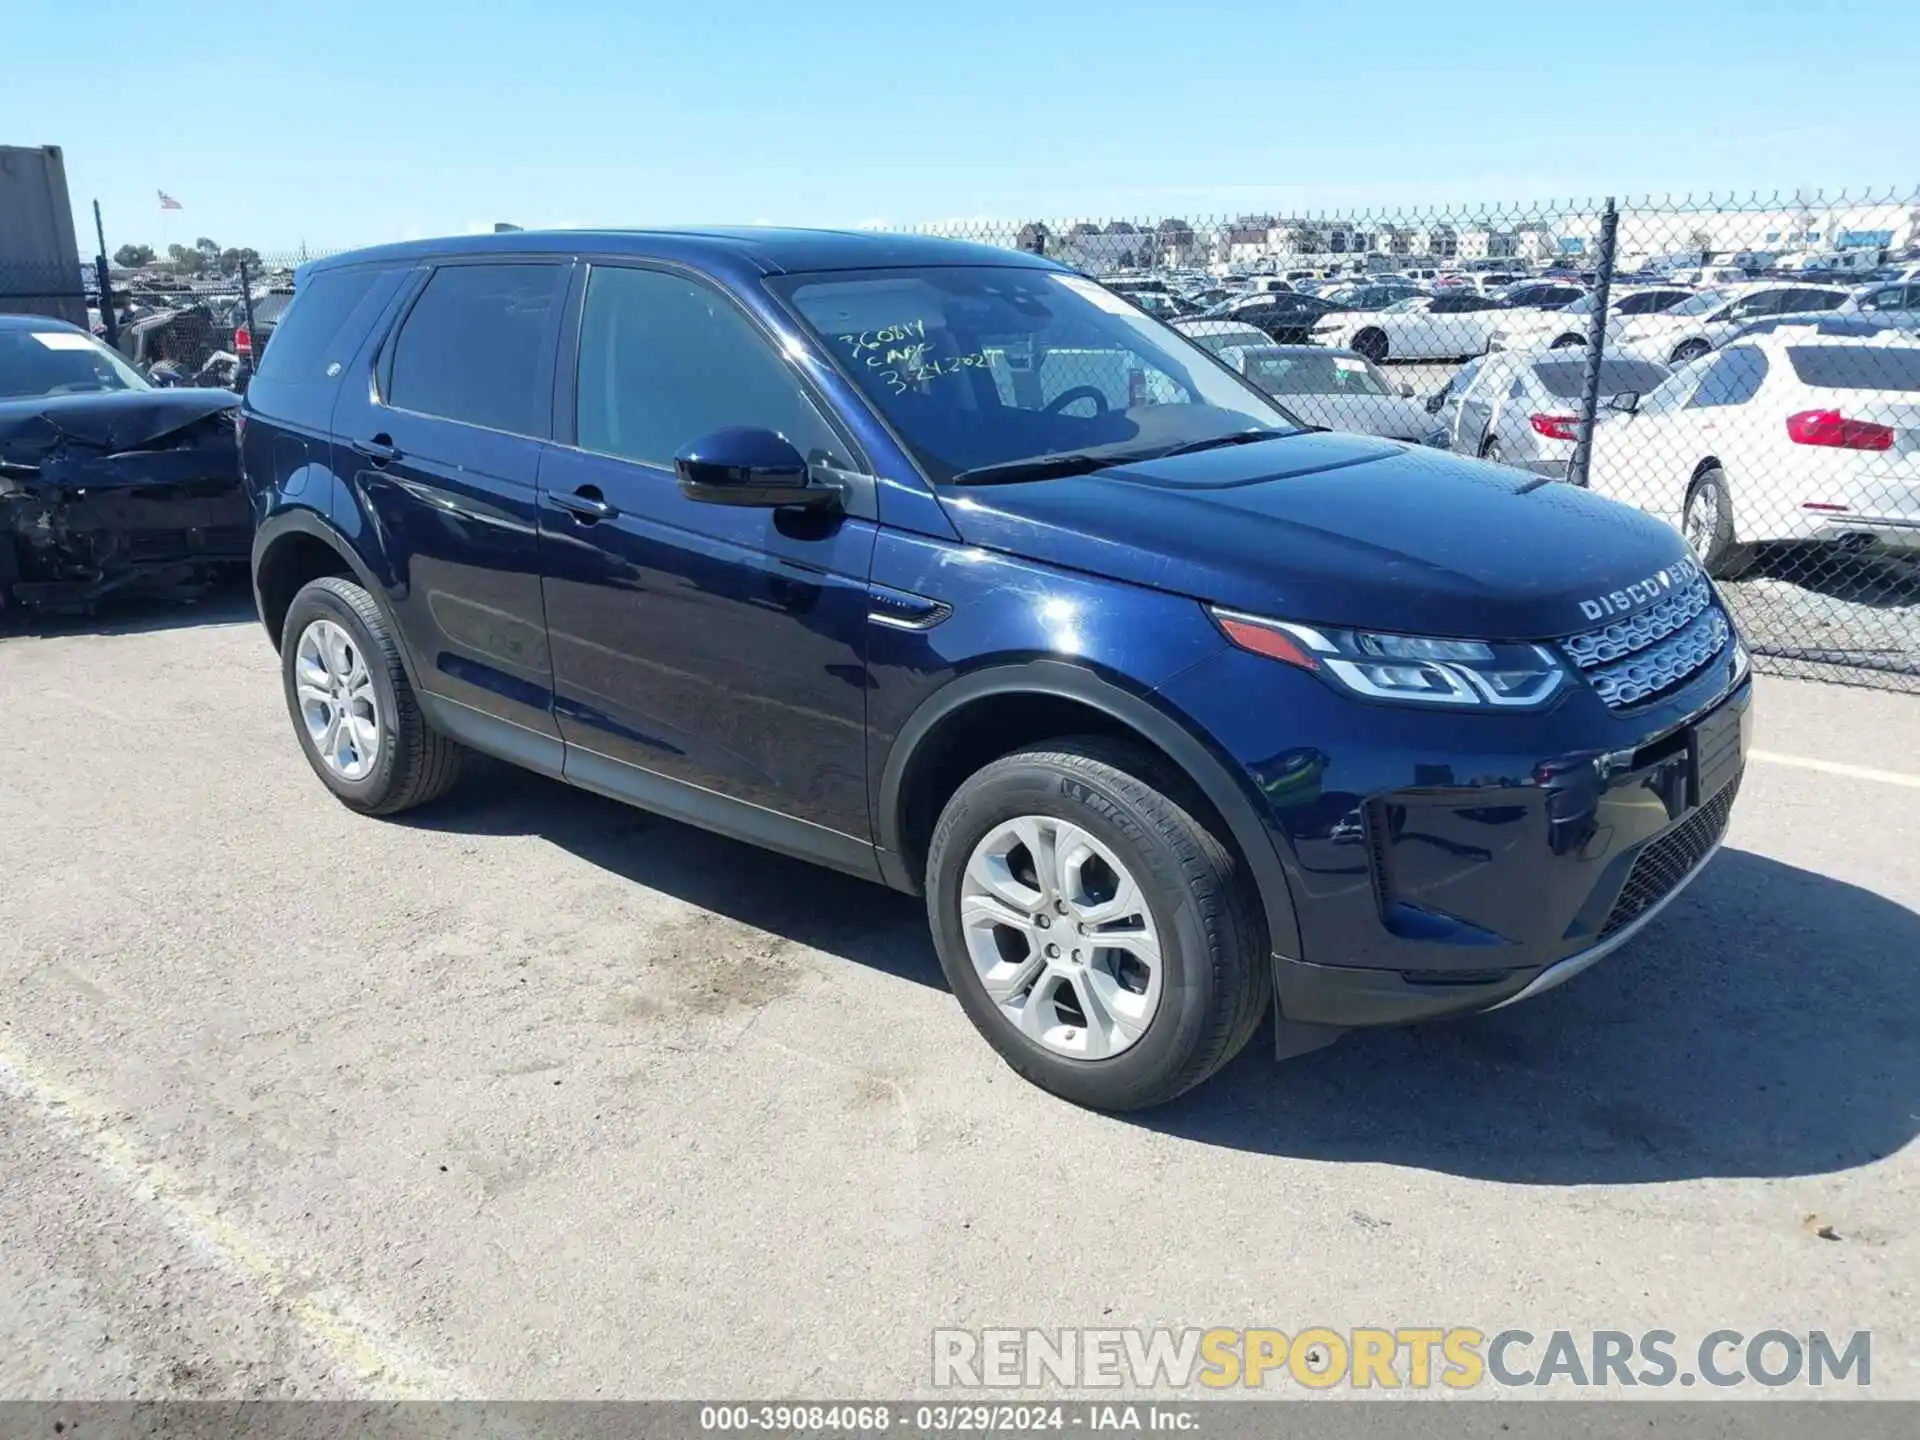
948;452;1137;486
1151;428;1292;460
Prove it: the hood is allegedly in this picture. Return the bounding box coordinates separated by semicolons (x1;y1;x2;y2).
0;388;238;468
1276;394;1434;442
938;432;1693;641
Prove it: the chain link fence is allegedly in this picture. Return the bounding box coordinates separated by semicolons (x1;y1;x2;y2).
9;189;1916;688
897;191;1920;691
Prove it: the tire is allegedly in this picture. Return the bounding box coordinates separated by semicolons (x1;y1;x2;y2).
1550;334;1584;349
1683;467;1753;579
1669;338;1711;365
280;576;465;815
925;737;1270;1111
1351;328;1389;363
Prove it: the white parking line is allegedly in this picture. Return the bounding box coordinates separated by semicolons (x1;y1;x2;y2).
1750;749;1920;789
0;1046;453;1398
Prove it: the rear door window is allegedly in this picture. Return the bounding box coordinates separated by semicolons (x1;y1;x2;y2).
1779;288;1845;313
386;262;569;437
1724;291;1787;321
1786;346;1920;391
1687;346;1770;408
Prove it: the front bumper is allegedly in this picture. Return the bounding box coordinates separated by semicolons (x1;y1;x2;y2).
1154;634;1752;1029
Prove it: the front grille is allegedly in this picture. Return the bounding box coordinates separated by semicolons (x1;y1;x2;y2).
197;525;253;555
1598;776;1740;939
126;530;190;562
1561;573;1731;709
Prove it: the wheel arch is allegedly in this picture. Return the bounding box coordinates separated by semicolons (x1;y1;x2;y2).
252;509;423;690
877;660;1303;960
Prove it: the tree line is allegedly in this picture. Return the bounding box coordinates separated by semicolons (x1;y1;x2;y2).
112;237;265;276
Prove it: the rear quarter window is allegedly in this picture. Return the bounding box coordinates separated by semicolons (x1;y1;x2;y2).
253;267;397;384
1786;346;1920;391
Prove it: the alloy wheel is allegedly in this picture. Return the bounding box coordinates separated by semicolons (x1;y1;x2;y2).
1684;483;1722;560
293;618;381;782
959;816;1164;1060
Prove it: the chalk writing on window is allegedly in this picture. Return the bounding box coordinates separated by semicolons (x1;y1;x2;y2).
835;321;991;395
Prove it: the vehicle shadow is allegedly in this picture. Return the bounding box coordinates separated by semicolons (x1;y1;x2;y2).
1734;546;1920;608
395;757;946;991
399;760;1914;1181
0;576;256;640
1144;846;1920;1183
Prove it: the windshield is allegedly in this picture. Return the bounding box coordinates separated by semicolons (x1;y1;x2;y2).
0;325;151;399
1533;358;1671;399
772;266;1297;483
1241;350;1394;397
1668;287;1736;317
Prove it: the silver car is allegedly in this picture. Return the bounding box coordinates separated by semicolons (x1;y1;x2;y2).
1427;351;1672;478
1213;344;1436;442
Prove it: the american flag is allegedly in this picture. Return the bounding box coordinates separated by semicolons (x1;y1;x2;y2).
158;190;182;210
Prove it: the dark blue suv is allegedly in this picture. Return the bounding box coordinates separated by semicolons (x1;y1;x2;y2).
242;229;1751;1110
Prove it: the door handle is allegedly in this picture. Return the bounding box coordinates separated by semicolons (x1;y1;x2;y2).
352;434;399;465
550;485;617;523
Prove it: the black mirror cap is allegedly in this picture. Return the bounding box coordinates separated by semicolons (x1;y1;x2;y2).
673;427;836;510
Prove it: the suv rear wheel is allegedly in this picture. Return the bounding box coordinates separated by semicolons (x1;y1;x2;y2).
281;576;465;814
925;738;1269;1110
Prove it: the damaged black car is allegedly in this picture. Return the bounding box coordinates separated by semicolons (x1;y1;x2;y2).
1;313;249;612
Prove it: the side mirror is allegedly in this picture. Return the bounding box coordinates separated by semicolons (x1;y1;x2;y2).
1424;391;1446;415
674;427;840;511
1606;391;1640;415
1398;382;1415;398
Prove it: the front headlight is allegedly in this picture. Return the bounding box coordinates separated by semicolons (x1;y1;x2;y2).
1210;608;1568;709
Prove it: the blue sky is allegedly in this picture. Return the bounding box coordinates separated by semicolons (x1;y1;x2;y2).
9;0;1916;257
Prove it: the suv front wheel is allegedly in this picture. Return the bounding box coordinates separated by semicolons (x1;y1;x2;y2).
925;739;1269;1110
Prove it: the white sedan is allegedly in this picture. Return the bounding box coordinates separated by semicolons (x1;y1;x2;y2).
1309;293;1510;362
1585;329;1920;576
1487;286;1697;352
1611;282;1849;366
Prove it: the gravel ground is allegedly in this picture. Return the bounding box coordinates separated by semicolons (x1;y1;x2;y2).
1;596;1916;1401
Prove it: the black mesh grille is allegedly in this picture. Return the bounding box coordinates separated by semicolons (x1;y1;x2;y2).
1599;777;1741;939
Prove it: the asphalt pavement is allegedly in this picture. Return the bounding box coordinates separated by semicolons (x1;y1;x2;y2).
1;596;1915;1400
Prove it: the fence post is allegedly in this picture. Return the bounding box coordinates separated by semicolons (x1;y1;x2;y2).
1568;197;1619;488
92;199;119;351
237;257;258;392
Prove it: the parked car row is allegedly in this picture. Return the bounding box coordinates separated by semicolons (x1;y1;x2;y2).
1423;326;1920;576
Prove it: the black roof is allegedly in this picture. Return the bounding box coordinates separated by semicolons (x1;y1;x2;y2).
307;227;1060;277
